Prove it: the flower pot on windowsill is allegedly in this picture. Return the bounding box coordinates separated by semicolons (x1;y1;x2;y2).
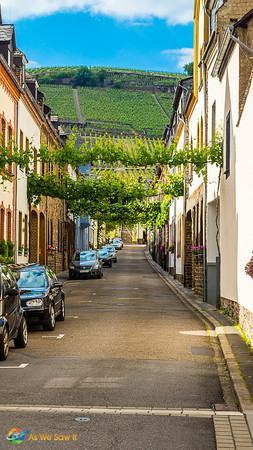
47;246;56;256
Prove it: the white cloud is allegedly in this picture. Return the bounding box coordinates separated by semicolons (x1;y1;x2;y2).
162;48;193;70
1;0;193;25
27;60;41;69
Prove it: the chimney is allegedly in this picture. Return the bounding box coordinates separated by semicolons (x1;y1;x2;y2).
26;74;39;101
13;50;28;86
37;90;45;110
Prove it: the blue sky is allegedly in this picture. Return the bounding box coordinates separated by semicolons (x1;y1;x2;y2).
3;1;194;72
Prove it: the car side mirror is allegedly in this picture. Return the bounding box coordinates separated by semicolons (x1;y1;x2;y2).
5;287;20;296
53;281;63;289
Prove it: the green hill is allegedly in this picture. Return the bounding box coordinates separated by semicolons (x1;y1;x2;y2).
31;66;182;137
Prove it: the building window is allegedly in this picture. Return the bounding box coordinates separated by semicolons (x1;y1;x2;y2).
58;220;64;252
34;149;38;174
1;118;6;148
200;200;204;246
50;220;53;246
0;208;5;240
7;126;13;174
20;130;24;153
7;212;11;241
199;116;203;149
212;101;216;144
177;217;181;258
225;111;231;178
24;214;28;250
25;137;29;153
18;212;22;249
48;219;53;247
195;204;199;244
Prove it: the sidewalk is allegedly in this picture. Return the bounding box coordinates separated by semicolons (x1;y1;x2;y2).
145;251;253;437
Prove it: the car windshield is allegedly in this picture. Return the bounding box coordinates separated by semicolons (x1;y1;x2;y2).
17;270;48;289
75;251;97;262
104;246;114;251
99;250;108;257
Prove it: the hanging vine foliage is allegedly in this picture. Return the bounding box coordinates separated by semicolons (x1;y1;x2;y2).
0;132;223;227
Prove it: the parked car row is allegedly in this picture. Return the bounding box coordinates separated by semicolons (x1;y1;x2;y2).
68;238;123;280
0;263;65;361
0;238;124;361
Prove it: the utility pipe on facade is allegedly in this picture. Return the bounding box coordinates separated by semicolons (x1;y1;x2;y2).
202;59;208;304
14;101;19;264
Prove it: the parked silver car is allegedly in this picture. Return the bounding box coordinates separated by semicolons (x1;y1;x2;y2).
69;251;103;280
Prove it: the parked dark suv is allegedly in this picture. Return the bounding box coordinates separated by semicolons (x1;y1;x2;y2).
14;265;65;331
0;264;28;360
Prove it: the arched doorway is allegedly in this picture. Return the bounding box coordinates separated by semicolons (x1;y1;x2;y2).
29;210;38;263
39;212;46;265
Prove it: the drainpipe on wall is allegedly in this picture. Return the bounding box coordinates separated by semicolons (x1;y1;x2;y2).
14;102;19;264
45;131;49;267
202;59;208;303
173;200;177;278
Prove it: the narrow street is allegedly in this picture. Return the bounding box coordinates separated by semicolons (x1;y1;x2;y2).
0;246;238;449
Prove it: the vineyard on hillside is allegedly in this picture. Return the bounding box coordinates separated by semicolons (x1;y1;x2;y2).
34;66;182;137
41;85;77;120
78;88;169;136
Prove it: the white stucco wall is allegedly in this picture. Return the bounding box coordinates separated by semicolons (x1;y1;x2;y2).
16;96;41;263
236;77;253;313
0;77;16;242
218;46;239;304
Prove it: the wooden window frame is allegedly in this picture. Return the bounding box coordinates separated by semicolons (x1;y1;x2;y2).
225;111;231;178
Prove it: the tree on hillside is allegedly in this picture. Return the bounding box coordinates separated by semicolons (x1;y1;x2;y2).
184;62;193;76
97;69;106;86
75;67;96;87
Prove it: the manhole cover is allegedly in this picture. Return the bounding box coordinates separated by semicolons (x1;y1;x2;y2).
74;417;90;423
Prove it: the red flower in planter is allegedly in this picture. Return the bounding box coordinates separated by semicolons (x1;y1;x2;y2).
245;254;253;279
47;245;56;254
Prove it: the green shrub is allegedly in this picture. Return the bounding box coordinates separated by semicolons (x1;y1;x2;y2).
7;240;14;257
0;240;8;257
0;256;14;264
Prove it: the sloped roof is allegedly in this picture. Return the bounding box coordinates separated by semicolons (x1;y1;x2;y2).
234;9;253;28
0;24;14;42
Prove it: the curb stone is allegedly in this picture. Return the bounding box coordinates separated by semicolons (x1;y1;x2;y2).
145;251;253;422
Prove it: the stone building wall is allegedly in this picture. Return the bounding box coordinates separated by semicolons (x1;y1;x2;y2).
184;214;193;288
192;254;204;299
217;1;253;38
221;297;253;344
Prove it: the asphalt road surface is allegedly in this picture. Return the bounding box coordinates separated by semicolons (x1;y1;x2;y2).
0;246;235;449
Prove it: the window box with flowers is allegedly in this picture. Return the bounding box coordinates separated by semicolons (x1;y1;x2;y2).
47;245;56;255
191;245;205;263
245;253;253;279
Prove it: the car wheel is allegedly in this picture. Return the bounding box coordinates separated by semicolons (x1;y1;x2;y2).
14;317;28;348
109;261;113;268
0;327;9;361
57;297;65;322
43;304;56;331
